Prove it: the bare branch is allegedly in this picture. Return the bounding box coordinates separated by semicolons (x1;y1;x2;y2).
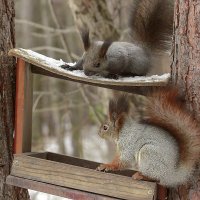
48;0;72;61
30;46;80;59
33;93;43;112
78;84;103;125
34;102;94;113
16;19;77;34
30;46;67;54
33;87;86;97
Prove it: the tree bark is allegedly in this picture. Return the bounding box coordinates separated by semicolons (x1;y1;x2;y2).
0;0;30;199
170;0;200;199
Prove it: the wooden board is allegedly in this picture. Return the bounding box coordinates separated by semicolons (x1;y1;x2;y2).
6;176;118;200
9;48;170;87
9;152;157;200
14;59;32;153
31;65;167;94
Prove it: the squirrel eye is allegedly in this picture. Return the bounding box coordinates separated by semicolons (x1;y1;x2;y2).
103;125;109;131
95;63;100;68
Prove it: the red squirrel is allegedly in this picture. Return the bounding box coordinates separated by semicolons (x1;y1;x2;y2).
97;89;200;187
61;0;174;78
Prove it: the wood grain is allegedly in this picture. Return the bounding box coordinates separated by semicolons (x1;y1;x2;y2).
31;65;166;95
6;176;118;200
10;153;157;200
14;59;33;153
30;152;134;177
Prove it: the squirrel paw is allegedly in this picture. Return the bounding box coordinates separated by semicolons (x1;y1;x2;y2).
132;172;153;182
60;64;70;69
132;172;144;180
105;74;119;80
60;64;76;71
96;163;120;172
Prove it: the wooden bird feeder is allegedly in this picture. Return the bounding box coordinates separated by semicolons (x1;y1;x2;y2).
6;48;170;200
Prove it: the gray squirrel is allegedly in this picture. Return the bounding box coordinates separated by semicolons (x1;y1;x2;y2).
61;0;174;78
97;89;200;187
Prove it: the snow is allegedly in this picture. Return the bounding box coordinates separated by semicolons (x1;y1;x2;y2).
29;190;70;200
25;49;75;67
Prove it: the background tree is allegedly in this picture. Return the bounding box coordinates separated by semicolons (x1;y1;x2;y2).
0;0;30;199
169;0;200;199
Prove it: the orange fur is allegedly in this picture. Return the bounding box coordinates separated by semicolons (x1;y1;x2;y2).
97;155;126;171
143;88;200;167
132;172;155;181
103;88;200;174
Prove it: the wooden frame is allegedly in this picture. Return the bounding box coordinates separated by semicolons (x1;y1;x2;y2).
14;58;32;153
8;49;168;200
12;48;169;154
6;176;118;200
7;152;157;200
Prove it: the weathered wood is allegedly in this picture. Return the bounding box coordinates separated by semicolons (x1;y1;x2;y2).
31;65;167;95
10;152;157;200
6;176;118;200
30;152;134;177
9;48;170;88
14;58;33;153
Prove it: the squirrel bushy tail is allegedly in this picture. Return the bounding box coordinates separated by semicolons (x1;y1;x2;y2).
130;0;174;51
143;88;200;179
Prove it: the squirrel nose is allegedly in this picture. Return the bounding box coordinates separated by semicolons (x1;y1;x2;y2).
84;70;96;76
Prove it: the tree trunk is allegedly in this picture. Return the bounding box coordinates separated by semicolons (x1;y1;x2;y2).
170;0;200;199
0;0;30;199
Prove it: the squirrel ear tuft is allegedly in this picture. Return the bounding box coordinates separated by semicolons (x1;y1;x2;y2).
116;94;130;114
109;99;116;120
99;41;112;58
81;29;90;51
108;94;129;121
116;113;126;131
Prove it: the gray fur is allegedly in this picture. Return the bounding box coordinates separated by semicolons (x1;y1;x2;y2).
116;118;192;187
83;41;151;77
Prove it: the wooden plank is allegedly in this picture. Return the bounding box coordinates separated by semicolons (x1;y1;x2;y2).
6;176;118;200
9;48;170;88
14;59;33;153
30;152;135;177
10;153;157;200
31;65;166;95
